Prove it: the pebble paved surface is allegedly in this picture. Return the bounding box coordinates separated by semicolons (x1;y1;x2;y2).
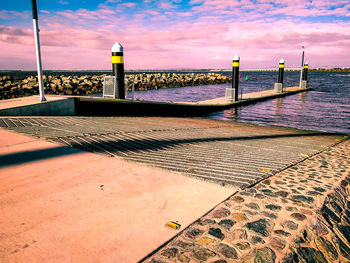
143;139;350;262
0;117;344;189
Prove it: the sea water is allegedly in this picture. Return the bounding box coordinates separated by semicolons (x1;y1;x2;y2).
126;71;350;134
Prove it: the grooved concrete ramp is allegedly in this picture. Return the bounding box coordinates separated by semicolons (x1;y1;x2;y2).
0;117;343;188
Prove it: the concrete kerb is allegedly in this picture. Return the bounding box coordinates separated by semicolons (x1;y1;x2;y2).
0;97;75;116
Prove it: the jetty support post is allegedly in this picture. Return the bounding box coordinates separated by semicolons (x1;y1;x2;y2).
301;61;308;89
31;0;46;102
112;42;125;99
299;46;305;89
274;59;284;93
232;54;240;102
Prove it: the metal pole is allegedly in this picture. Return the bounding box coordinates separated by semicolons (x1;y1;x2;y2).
132;77;135;100
299;46;305;89
232;54;240;102
112;41;125;99
31;0;46;101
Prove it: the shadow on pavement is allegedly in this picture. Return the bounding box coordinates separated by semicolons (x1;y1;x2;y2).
0;146;82;168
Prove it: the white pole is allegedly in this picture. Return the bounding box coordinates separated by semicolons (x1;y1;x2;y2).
299;46;305;89
31;0;46;101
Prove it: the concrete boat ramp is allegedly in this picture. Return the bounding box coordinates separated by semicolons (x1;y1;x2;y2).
1;86;349;262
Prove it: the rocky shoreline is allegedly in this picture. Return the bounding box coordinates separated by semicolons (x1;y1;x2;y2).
0;73;231;100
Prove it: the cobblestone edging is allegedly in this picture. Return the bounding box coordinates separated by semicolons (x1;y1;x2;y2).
143;139;350;263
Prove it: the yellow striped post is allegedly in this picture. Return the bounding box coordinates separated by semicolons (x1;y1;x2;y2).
112;42;125;99
278;59;285;84
232;54;240;101
303;61;309;81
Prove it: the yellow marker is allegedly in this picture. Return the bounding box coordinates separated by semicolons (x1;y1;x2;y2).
112;56;124;64
279;64;284;68
262;168;271;172
166;221;181;230
304;65;308;69
300;152;308;156
232;61;239;67
321;144;327;147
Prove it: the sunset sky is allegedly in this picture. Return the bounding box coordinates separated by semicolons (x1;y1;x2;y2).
1;0;349;70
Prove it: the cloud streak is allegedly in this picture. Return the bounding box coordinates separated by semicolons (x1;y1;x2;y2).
0;0;349;70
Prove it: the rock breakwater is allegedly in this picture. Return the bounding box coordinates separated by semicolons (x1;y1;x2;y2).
0;73;231;100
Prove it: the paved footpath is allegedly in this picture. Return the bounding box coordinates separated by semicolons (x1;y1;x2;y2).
0;128;234;262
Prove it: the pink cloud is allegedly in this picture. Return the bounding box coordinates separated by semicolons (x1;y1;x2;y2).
0;3;350;70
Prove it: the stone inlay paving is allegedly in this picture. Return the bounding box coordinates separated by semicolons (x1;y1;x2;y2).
0;117;345;189
143;139;350;263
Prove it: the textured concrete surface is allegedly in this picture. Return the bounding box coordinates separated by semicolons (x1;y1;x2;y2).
0;128;235;262
144;139;350;262
0;117;343;188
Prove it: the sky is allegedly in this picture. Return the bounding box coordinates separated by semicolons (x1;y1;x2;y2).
0;0;349;70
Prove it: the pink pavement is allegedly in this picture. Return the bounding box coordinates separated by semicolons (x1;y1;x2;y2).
0;128;236;262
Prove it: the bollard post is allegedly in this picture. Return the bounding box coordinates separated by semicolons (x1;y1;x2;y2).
274;59;284;93
232;54;240;101
31;0;46;102
112;41;125;99
301;61;308;88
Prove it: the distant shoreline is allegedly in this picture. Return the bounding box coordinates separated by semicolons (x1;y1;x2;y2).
1;68;349;74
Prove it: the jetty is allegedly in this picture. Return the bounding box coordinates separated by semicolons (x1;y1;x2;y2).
0;86;311;117
0;86;349;262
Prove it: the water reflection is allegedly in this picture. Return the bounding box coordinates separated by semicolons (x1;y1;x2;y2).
275;98;283;116
298;92;307;112
223;108;239;120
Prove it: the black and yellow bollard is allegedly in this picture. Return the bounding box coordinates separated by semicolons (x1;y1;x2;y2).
301;61;308;89
232;54;240;101
112;42;125;99
278;59;285;84
274;59;284;93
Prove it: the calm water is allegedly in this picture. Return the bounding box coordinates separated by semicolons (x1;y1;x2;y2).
126;71;350;134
